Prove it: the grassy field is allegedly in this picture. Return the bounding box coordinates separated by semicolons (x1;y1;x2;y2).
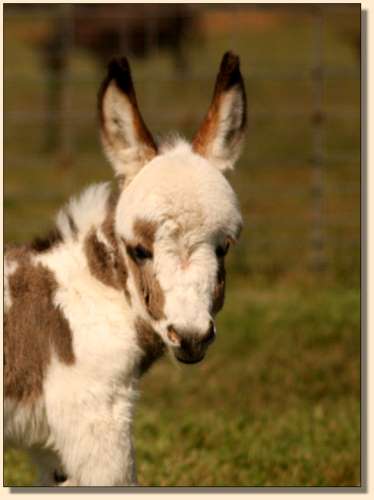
4;281;360;486
4;4;361;487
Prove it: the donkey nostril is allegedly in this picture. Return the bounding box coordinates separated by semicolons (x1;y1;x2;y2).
167;325;181;346
202;321;216;345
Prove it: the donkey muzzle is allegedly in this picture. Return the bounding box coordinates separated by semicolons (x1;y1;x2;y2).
167;322;216;364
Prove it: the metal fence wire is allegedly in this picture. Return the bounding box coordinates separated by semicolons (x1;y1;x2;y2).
4;4;361;284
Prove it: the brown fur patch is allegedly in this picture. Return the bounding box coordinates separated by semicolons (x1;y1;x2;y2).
4;251;75;403
135;317;165;375
30;227;63;253
127;218;165;320
10;211;77;257
101;187;120;249
84;228;130;300
85;231;118;289
84;189;131;301
23;209;77;256
133;218;157;249
102;205;130;297
116;174;126;190
5;244;31;262
192;51;246;157
211;257;226;315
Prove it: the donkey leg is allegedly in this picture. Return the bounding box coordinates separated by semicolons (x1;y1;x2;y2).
59;419;137;486
48;393;138;486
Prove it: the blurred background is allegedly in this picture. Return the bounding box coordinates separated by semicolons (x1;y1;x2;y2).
4;3;361;487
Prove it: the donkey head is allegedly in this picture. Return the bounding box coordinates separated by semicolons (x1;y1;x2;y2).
98;52;246;364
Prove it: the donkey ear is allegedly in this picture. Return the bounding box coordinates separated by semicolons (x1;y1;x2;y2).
192;52;247;173
98;57;158;186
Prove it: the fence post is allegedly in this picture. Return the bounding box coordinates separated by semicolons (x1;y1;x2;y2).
310;6;327;272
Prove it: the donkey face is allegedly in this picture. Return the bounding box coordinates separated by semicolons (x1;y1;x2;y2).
99;53;246;364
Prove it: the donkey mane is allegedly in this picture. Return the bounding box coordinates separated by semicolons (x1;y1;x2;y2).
55;182;114;242
33;139;196;254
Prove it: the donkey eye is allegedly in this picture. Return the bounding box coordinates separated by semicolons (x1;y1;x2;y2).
133;244;152;261
127;244;152;262
215;242;230;258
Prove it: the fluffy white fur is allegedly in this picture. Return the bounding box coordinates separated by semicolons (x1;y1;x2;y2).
5;139;242;486
116;140;242;341
5;182;140;485
5;53;245;486
56;182;112;242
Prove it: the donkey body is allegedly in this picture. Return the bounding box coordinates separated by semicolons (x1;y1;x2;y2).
4;52;246;486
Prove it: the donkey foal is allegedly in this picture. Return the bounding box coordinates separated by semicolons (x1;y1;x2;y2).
4;52;247;486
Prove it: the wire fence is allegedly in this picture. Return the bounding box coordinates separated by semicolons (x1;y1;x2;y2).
4;3;361;284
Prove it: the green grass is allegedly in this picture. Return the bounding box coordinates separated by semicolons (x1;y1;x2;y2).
4;283;360;486
135;283;360;486
4;4;360;487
